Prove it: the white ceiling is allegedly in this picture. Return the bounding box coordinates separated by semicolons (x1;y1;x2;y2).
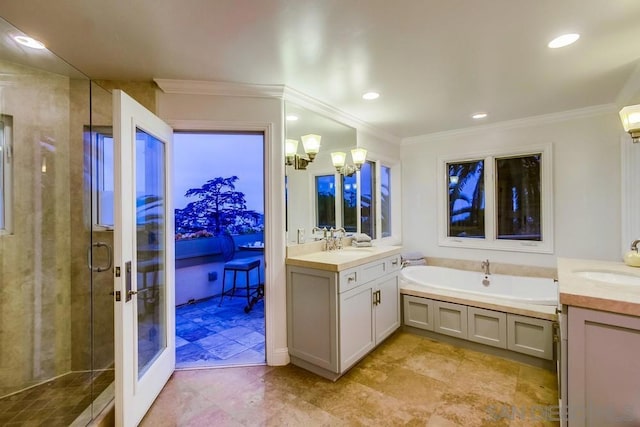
1;0;640;139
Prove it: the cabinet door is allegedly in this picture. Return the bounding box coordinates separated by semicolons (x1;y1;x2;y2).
287;266;338;372
339;284;375;371
467;307;506;349
375;275;400;344
434;301;468;339
506;314;553;360
403;295;435;332
568;307;640;426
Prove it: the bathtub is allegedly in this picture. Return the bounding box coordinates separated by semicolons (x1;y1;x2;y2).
400;265;558;306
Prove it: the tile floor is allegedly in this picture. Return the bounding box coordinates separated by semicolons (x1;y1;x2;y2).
142;331;560;426
0;369;114;427
176;294;265;369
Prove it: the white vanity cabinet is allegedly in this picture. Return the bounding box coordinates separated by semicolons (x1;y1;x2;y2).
287;252;401;380
567;306;640;426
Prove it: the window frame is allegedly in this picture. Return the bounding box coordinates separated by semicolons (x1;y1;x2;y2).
89;126;115;230
438;143;553;253
0;115;13;236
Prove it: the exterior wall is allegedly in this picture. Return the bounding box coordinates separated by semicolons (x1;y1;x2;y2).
401;110;623;268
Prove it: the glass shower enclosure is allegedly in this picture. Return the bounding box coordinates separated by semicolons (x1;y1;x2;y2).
0;17;115;426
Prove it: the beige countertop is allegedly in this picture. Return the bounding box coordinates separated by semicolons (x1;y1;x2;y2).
285;245;402;272
558;257;640;316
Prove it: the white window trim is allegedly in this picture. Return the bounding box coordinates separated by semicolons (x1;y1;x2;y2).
0;115;13;236
437;143;554;254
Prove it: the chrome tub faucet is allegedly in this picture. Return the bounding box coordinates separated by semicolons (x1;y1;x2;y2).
481;259;491;275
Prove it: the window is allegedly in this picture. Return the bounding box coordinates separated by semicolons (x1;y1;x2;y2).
380;165;391;238
342;174;357;232
360;160;376;238
90;127;114;228
316;174;336;228
447;160;485;238
440;144;552;253
0;115;13;234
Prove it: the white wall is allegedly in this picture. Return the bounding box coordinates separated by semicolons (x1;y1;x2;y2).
401;110;623;268
156;89;289;366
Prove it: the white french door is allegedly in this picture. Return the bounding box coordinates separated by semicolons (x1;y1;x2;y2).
113;90;175;427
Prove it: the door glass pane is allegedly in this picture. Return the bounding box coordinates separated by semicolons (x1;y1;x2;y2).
342;174;357;232
496;154;542;241
135;128;166;378
316;175;335;228
448;160;485;238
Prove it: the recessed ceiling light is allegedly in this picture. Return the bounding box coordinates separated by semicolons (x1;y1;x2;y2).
472;112;488;119
362;92;380;100
13;35;46;50
286;114;299;121
548;33;580;49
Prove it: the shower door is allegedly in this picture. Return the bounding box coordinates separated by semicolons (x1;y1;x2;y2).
113;90;174;427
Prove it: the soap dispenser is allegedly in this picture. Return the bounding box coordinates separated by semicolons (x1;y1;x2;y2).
624;239;640;267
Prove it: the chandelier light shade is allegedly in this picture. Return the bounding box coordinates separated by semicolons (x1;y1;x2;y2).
301;134;321;160
351;148;367;167
620;104;640;143
330;152;347;168
285;134;321;170
331;147;367;176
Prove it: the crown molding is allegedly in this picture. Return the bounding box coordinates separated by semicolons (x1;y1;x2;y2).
402;103;618;146
281;86;400;145
154;79;286;98
153;78;400;145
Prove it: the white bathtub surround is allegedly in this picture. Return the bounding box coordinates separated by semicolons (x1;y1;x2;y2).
401;265;558;368
402;266;557;305
401;266;557;321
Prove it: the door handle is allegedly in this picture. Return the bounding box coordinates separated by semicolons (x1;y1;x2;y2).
87;242;113;272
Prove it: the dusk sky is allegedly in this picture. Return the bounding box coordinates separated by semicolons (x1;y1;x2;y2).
173;132;264;213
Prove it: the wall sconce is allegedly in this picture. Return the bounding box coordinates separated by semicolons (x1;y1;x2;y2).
331;148;367;176
620;104;640;143
285;134;322;170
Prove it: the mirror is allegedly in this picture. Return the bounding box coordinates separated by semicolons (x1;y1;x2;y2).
285;102;357;244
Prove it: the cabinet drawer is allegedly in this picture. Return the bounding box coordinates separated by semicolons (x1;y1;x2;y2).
339;267;360;293
434;301;468;339
386;255;402;273
507;314;553;360
468;307;506;349
360;258;388;283
403;295;434;331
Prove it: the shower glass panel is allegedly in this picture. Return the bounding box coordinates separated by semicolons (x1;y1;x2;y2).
0;17;114;426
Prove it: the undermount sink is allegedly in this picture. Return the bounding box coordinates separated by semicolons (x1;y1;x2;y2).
574;270;640;286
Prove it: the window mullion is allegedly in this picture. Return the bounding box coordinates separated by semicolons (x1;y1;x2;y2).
484;156;496;243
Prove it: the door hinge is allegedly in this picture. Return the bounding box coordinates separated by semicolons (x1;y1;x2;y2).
115;290;121;302
115;266;121;277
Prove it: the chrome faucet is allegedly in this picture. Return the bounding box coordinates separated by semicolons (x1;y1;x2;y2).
312;227;329;250
481;259;491;275
631;239;640;252
333;227;346;250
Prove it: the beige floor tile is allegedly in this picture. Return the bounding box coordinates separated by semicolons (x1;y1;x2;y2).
433;392;511;427
142;331;560;426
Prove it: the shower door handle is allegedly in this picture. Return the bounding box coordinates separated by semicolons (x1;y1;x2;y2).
87;242;113;272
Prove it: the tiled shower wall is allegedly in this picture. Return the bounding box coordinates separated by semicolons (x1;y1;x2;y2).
0;59;74;396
